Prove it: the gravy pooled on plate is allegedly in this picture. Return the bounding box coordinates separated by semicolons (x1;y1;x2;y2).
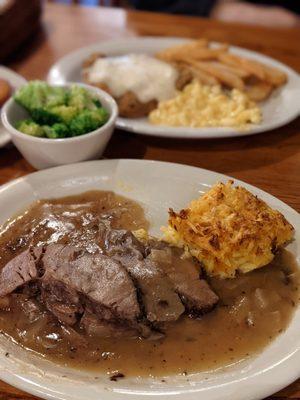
0;191;298;378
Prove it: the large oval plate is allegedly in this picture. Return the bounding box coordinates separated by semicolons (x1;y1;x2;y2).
0;159;299;400
47;37;300;139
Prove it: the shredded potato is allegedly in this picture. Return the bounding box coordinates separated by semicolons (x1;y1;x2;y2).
163;181;294;278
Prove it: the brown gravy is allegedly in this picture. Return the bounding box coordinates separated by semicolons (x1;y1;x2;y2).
0;190;298;377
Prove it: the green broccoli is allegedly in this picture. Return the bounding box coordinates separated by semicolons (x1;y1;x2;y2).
69;108;109;136
49;105;78;123
31;108;61;125
93;99;102;108
14;81;110;139
43;123;70;139
16;120;45;137
14;81;67;112
68;85;97;111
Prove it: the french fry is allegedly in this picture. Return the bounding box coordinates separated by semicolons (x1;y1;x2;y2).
158;49;225;63
156;39;209;60
220;53;287;87
188;60;245;90
186;65;219;85
259;65;287;87
204;61;251;79
246;81;273;101
155;38;287;102
218;53;266;81
157;43;228;63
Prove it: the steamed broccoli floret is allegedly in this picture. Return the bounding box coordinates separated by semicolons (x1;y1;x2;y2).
31;108;61;125
93;99;102;108
69;108;109;136
43;123;69;139
14;81;67;111
68;85;97;111
16;119;45;137
14;81;110;139
49;105;78;123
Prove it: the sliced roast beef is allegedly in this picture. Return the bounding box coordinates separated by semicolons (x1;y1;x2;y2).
104;229;185;323
81;310;137;338
0;225;218;340
0;247;42;297
41;244;142;328
148;247;218;314
0;244;149;337
81;310;162;340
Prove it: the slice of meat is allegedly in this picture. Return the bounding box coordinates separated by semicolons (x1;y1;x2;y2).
81;311;136;338
81;311;163;340
42;295;80;326
0;244;154;338
0;247;43;297
41;244;142;327
104;229;185;324
149;247;218;314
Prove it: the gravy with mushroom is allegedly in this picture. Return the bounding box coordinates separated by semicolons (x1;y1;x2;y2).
0;191;298;377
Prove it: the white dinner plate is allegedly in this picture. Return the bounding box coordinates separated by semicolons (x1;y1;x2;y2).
47;37;300;139
0;66;27;147
0;159;299;400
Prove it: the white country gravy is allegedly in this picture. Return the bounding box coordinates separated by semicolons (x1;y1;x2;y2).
84;54;178;103
0;191;299;378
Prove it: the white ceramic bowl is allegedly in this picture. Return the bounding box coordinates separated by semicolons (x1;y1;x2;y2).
1;83;118;169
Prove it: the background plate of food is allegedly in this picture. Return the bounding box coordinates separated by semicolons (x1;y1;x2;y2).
47;37;300;139
0;66;27;147
0;159;299;400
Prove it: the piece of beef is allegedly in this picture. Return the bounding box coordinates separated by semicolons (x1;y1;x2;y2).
81;310;137;338
38;246;83;325
81;310;162;340
104;229;185;324
0;247;43;297
0;243;154;338
41;244;143;330
148;247;218;314
0;225;218;340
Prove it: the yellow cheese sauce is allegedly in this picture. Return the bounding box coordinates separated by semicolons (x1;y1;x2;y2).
149;80;262;128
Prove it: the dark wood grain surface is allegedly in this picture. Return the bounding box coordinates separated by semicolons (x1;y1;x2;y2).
0;3;300;399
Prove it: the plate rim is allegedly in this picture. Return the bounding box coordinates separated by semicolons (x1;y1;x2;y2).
47;36;300;139
0;158;299;400
0;66;27;147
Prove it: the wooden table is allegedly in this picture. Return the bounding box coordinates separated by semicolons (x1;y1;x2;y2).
1;3;300;399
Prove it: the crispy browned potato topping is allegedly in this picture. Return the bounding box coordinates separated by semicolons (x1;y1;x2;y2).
164;181;294;278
